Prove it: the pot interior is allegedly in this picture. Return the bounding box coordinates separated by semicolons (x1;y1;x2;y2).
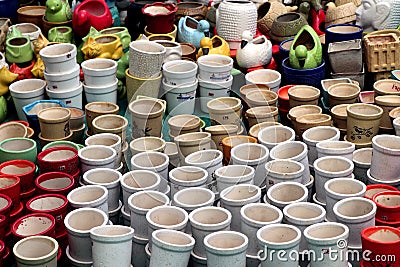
130;99;163;115
15;216;53;236
86;170;120;184
144;6;170;15
28;103;60;115
247;90;276;102
84;60;115;70
307;225;345;239
322;79;350;90
216;165;252;178
175;190;213;206
164;61;196;73
123;171;158;188
315;158;351;172
131;41;165;53
95;36;117;44
348;104;381;116
81;147;113;160
336;199;373;217
93;116;126;130
328;180;363;194
247;70;279;83
130;192;167;210
260;127;292;144
9;37;28;46
67;210;106;231
86;102;118;113
365;188;391;199
132;153;166;168
42;150;75;161
0;197;10;210
87;136;118;146
148;207;186;226
91;226;132;236
0;178;17;188
29;196;65;211
199;57;232;67
374;136;400;150
286;205;322;219
259;226;298;243
223;186;258;200
208;98;239;110
290;86;319;98
16;24;39;33
329;84;359;97
289;105;321;119
131;138;163;151
232;144;266;161
375;80;400;93
39;177;72;189
277;12;300;22
192;208;228;224
14;238;56;259
155;230;192;245
331;104;349;117
1;139;33;151
39;108;69;120
171;168;206;182
41;44;74;56
69;187;105;203
319;141;352;150
0;164;33;175
271;143;304;159
368;229;400;242
267;160;302;174
186;150;220;164
11;79;44;92
206;232;245;248
328;25;360;33
375;194;400;207
244;205;280;222
270;184;305;202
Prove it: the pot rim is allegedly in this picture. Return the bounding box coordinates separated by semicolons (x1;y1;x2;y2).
240;203;283;226
302;126;340;144
13;235;58;262
333;196;376;222
288;85;320;101
11;212;56;238
189;206;232;229
296;113;332;124
313;156;354;176
256;223;301;247
184;149;223;166
37;107;71;124
346;103;383;120
67;184;108;206
128;98;164;118
316;140;355;154
372;134;400;155
85;102;119;115
38;146;78;164
375;95;400;106
246;106;278;118
283;202;326;225
364;184;398;200
205;124;238;135
130;151;169;170
35;171;75;192
303;221;349;243
78;145;117;164
325;178;366;199
328;83;360;99
330;104;350;119
162;59;198;76
265;159;305;178
146;205;188;229
288;104;322;120
197;54;234;70
203;230;248;252
360;226;400;245
81;58;118;74
26;193;68;213
169;166;208;185
245;89;278;105
129;40;167;55
85;132;121;147
130;136;166;153
257;125;295;146
240;84;271;97
174;132;211;146
269;140;308;161
9;78;46;97
0;159;35;177
127;190;169;213
39;43;76;60
245;69;281;85
151;228;195;249
372;191;400;210
214;164;255;179
220;184;261;204
266;182;308;205
64;207;108;234
83;167;122;187
173;187;215;209
90;225;135;242
142;2;178;17
207;97;241;113
0;174;20;190
0;193;12;213
91;114;128;132
222;135;258;148
374;79;400;95
0;137;36;154
168;114;201;131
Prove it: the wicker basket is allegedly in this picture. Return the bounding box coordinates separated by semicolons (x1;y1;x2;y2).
364;33;400;72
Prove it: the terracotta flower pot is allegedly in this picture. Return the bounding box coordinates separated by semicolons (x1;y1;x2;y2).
142;2;177;34
12;213;55;240
328;83;361;107
375;95;400;130
288;85;320;108
37;146;78;175
0;160;35;193
373;79;400;97
35;172;75;196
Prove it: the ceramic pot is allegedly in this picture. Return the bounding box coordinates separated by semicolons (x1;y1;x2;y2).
184;149;223;184
288;105;322;137
85;102;119;136
174;132;212;163
394;117;400;136
17;6;46;29
249;122;282;140
197;54;233;82
231;143;269;188
83;79;118;104
220;184;261;231
214;165;255;193
0;174;20;211
129;98;164;138
154;40;181;63
245;69;281;92
64;207;108;262
0;159;34;194
221;135;257;165
269;12;308;43
142;2;177;34
325;178;366;222
328;39;362;73
67;185;108;214
46;82;83;109
81;58;118;87
265;181;308;210
168;114;201;137
35;172;75;196
39;43;77;74
9;79;46;121
198;76;233;113
78;145;117;173
0;193;12;227
327;83;361;108
125;69;162;102
47;26;72;43
164;142;180;170
245;106;278;128
37;146;78;175
85;133;122;167
130;136;165;156
288;85;320;108
162;59;197;86
373;79;400;97
346;103;383;145
352;148;372;184
13;235;58;267
331;104;350;131
82;168;121;211
324;24;363;46
131;234;148;267
241;203;283;256
128;190;169;239
296;114;333;137
258;125;295;151
245;89;278;108
265;159;304;189
0;137;37;164
302;126;340;166
372;191;400;223
91;114;128;142
313;156;354;204
375;95;400;130
100;27;131;51
316;140;355;160
333;197;376;247
365;185;397;201
205;124;238;151
37;107;71;140
163;79;197;115
173;187;215;213
240;84;271;102
168;166;207;197
12;213;55;240
207;97;241;127
257;223;301;267
367;168;400;188
130;152;169;193
204;230;248;267
370;135;400;181
90;225;134;267
304;222;349;267
282;58;326;89
283;202;326;252
5;36;33;64
44;63;80;91
129;40;166;79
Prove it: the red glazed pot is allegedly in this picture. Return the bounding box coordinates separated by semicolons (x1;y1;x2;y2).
72;0;113;37
26;194;68;235
9;202;24;226
37;147;79;175
9;60;35;81
365;184;398;200
0;175;20;211
11;213;56;240
0;160;36;193
0;240;4;267
373;191;400;222
361;226;400;267
0;194;12;217
71;168;81;184
2;246;9;267
0;215;6;240
142;2;177;34
375;217;400;228
20;187;36;207
35;171;75;196
277;85;294;110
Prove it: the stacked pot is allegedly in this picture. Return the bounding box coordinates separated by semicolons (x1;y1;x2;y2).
40;43;83;109
82;58;119;104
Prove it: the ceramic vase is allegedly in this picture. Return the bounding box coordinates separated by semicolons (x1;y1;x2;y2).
370;135;400;181
353;148;372;184
258;125;295;151
129;98;165;138
214;165;255;193
78;145;117;173
169;166;208;198
13;236;58;267
67;185;109;214
266;182;308;210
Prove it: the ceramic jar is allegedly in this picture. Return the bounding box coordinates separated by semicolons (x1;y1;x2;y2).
316;140;355;160
129;98;165;138
328;83;361;107
169;166;208;197
214;165;255;192
67;185;109;214
13;236;58;267
258;125;295;151
288;85;320;108
245;69;281;92
174;132;212;163
207;97;241;127
78;145;117;173
265;182;308;210
265;159;305;189
245;90;278;108
37;107;71;140
370;135;400;181
375;95;400;130
205;124;238;151
129;40;166;79
184;149;223;184
197;54;233;82
85;102;119;136
353;148;372;183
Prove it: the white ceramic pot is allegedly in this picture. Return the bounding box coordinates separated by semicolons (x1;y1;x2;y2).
313;156;354;204
67;185;109;214
394;117;400;136
66;245;92;266
44;64;80;91
189;206;232;258
173;187;215;213
81;58;118;87
266;182;308;210
167;114;201;137
324;178;366;222
129;40;166;79
85;133;122;167
366;168;400;187
333;197;377;247
303;222;349;267
39;43;77;74
245;69;281;92
240;203;283;256
121;170;161;212
46;82;83;109
283;202;326;252
132;234;148;267
82;168;122;211
174;132;212;163
129;136;166;156
204;230;248;267
352;148;372;184
155;40;182;63
13;236;58;267
231;143;269;188
120;205;130;226
149;229;195;267
84;79;118;104
163;79;198;116
269;141;310;185
164;141;180;169
185;149;223;184
199;75;233;113
370;135;400;181
258;125;295;151
78;145;117;173
127;190;169;239
169;166;208;198
197;54;233;82
316;140;355;161
162;60;197;86
214;165;255;192
64;208;108;262
265;159;305;188
220;184;261;231
90;225;134;267
257;224;301;267
302;126;340;166
130;151;169;192
108;200;122;225
9;79;46;120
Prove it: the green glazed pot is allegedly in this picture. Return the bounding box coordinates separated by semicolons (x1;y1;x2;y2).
42;140;80;152
5;36;34;64
48;26;73;43
0;137;37;163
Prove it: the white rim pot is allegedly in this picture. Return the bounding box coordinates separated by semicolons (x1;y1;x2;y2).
370;135;400;181
13;235;59;267
367;168;400;187
184;149;223;184
127;190;169;239
44;64;80;91
82;168;121;211
324;178;366;222
167;114;201;137
266;182;308;210
174;132;212;162
245;69;281;92
81;58;118;87
85;133;122;167
78;145;117;173
173;187;215;213
220;184;262;231
333;197;377;247
214;165;255;193
189;206;232;258
129;136;166;156
231;143;269;188
39;43;77;74
46;82;83;109
283;202;326;252
352;148;372;184
169;166;208;198
197;54;234;82
265;159;305;189
199;75;233;113
91;114;128;142
163;79;198;115
313;156;354;204
245;106;278;128
316;140;355;161
162;59;198;86
84;79;119;105
67;185;109;214
258;125;295;151
240;203;283;256
206;97;242;127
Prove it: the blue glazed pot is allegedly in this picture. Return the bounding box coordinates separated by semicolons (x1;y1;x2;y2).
279;38;293;66
282;57;325;89
325;24;363;47
0;0;19;23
